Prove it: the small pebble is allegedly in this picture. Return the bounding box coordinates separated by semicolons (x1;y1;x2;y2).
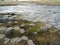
8;21;12;24
0;19;3;23
10;37;22;44
13;26;20;31
15;21;18;23
19;29;25;34
27;39;35;45
10;37;18;44
29;23;35;26
3;15;9;19
41;26;47;31
0;34;5;39
22;36;28;40
45;24;52;28
8;17;14;19
15;37;22;43
4;38;10;44
20;24;25;27
33;32;38;34
0;27;7;31
6;27;13;32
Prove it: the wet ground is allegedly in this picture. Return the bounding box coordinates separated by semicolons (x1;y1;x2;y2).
0;3;60;29
0;3;60;45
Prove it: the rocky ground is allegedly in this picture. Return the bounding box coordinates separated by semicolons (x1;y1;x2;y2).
0;13;60;45
0;4;60;29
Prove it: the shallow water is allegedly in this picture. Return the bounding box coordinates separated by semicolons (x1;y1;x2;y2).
0;3;60;29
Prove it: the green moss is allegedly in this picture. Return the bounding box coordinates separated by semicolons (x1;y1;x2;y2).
0;39;4;45
6;42;14;45
6;29;20;38
25;22;45;33
13;30;20;37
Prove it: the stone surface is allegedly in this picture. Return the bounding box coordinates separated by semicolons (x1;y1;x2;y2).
29;23;35;26
15;37;22;43
13;26;20;31
0;27;7;33
4;38;10;44
19;29;25;34
22;36;28;40
27;39;35;45
6;27;13;32
0;34;5;39
0;3;60;45
10;37;18;44
17;40;28;45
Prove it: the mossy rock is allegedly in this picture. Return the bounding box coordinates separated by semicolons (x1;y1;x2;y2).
16;40;27;45
47;26;59;34
33;27;60;45
6;42;14;45
13;30;20;37
6;29;20;38
0;38;4;45
25;22;45;33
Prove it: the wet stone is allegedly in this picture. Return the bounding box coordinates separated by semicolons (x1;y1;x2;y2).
45;24;52;28
13;26;20;31
40;26;48;32
29;23;35;26
0;27;7;30
17;40;28;45
6;42;14;45
20;24;25;27
0;27;7;33
8;16;14;20
27;39;35;45
4;38;10;44
33;32;38;34
5;29;14;38
6;27;13;32
22;36;28;41
0;23;2;25
19;29;25;34
0;19;3;23
15;37;22;43
10;37;18;44
0;34;5;39
10;13;15;15
14;21;18;23
8;21;12;24
10;37;22;44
